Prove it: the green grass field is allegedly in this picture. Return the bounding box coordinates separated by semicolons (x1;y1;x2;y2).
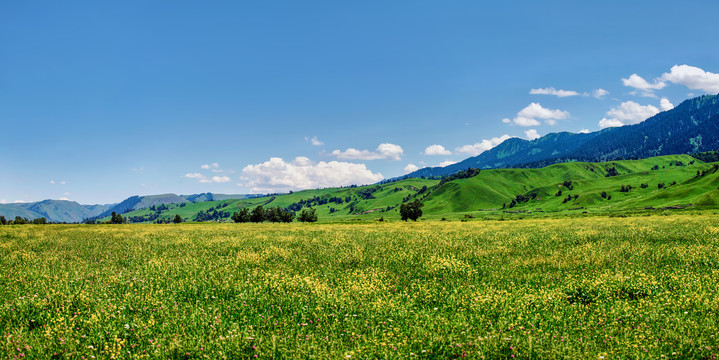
2;216;718;358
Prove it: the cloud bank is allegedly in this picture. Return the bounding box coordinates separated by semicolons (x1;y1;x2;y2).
241;157;384;193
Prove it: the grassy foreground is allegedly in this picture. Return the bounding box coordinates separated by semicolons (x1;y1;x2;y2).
1;217;718;359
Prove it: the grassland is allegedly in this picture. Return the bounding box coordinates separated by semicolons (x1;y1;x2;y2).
2;216;719;358
109;154;719;224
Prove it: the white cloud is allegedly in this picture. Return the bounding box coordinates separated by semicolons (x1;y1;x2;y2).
49;180;55;184
501;118;511;124
404;163;419;173
513;116;540;127
660;98;674;111
456;134;512;156
60;181;66;185
184;173;230;184
529;87;581;97
0;199;6;204
439;160;457;167
200;162;224;173
598;101;660;128
578;129;590;134
424;144;451;156
59;197;70;201
131;166;144;172
622;73;666;97
201;163;220;170
525;129;540;140
211;176;230;183
661;65;719;93
13;200;25;204
240;157;384;193
509;103;570;127
331;143;404;160
593;88;609;99
306;136;324;146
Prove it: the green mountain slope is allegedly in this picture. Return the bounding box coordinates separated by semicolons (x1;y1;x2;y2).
405;94;719;178
109;154;718;223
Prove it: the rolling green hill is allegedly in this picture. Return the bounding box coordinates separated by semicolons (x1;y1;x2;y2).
107;154;719;223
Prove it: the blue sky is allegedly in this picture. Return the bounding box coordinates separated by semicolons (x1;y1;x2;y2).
1;1;718;204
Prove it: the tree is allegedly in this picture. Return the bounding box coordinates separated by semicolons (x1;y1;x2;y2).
0;215;6;225
250;205;266;223
298;208;317;223
173;214;183;224
266;206;280;223
110;212;124;224
400;200;423;221
232;208;251;223
14;216;28;225
32;217;47;224
279;209;295;223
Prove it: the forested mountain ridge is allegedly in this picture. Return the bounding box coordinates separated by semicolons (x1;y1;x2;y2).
404;94;719;178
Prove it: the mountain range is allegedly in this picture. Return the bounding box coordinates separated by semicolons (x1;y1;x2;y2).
0;193;256;223
404;94;719;178
2;94;718;223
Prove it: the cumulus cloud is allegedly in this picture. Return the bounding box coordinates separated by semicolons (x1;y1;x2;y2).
525;129;540;140
60;181;66;185
439;160;458;167
593;88;609;99
0;199;6;204
456;134;512;156
404;163;419;173
184;173;230;184
331;143;404;160
59;197;70;201
529;87;581;97
660;98;674;111
661;65;719;93
508;103;570;127
305;136;324;146
240;157;384;193
424;144;452;156
598;101;660;128
211;176;230;183
578;129;590;134
622;73;667;97
49;180;55;184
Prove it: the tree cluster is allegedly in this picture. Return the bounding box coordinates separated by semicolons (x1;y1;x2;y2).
400;200;423;221
507;192;538;208
287;196;344;212
0;216;50;225
438;168;481;186
110;212;125;224
297;208;318;223
232;205;296;223
695;164;719;178
619;184;633;193
605;167;620;177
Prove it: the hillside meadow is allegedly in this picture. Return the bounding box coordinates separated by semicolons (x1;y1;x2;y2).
1;215;719;359
102;154;719;225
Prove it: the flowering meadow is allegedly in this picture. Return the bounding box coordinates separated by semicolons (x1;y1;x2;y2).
1;215;718;359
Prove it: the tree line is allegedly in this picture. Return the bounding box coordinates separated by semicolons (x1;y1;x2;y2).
231;205;317;223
